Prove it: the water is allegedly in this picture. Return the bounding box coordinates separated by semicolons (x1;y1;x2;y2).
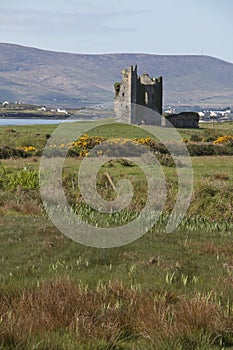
0;118;80;126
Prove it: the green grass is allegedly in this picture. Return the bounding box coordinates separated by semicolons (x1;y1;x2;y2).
191;155;233;181
201;121;233;131
0;215;233;349
1;214;232;293
145;121;233;138
0;121;233;349
0;124;56;149
0;119;232;150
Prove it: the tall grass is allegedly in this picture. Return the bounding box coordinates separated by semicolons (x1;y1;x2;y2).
0;278;232;349
0;160;233;224
0;123;233;348
0;165;38;191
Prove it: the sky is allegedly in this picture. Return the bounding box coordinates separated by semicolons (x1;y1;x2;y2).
0;0;233;62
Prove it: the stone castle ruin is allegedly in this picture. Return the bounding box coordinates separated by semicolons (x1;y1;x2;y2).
114;65;162;125
114;65;199;128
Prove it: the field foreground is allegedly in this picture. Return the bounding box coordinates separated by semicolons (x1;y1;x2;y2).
0;121;233;349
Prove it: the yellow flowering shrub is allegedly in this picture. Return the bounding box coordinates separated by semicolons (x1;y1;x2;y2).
71;135;162;157
213;135;233;144
72;134;106;150
79;150;89;157
134;137;152;145
45;134;162;158
17;146;36;152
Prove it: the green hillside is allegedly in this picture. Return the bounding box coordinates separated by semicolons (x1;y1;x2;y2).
0;43;233;107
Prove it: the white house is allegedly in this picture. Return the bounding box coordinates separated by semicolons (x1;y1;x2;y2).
37;106;47;111
57;108;68;114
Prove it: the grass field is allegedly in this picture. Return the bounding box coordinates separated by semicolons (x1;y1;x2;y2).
0;120;233;149
0;121;233;349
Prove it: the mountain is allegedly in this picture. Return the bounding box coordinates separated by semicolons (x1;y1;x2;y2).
0;43;233;108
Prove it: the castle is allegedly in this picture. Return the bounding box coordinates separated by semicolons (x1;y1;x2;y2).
114;65;162;125
114;65;199;128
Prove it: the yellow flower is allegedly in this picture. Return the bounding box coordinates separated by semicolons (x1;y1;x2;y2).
213;135;233;144
79;150;89;157
17;145;36;152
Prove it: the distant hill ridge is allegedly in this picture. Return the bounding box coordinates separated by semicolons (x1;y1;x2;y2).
0;43;233;107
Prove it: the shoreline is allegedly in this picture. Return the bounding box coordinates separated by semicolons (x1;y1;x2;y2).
0;112;72;120
0;114;103;121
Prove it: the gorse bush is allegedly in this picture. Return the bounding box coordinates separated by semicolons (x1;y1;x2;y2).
17;145;36;152
201;129;222;142
213;135;233;144
187;143;233;156
0;146;26;159
47;135;177;166
190;134;202;142
69;133;106;157
1;131;233;159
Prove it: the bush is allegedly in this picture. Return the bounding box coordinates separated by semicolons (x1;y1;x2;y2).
0;146;26;159
201;129;221;142
187;143;233;156
189;180;233;221
190;134;202;142
213;135;233;144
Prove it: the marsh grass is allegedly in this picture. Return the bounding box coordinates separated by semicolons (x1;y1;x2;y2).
0;213;233;348
1;122;233;348
0;277;233;349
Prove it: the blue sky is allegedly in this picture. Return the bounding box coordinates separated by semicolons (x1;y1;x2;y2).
0;0;233;62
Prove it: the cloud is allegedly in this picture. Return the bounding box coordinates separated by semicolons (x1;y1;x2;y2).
0;0;95;12
0;8;137;37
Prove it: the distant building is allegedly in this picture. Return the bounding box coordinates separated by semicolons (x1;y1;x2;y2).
165;112;199;128
57;108;68;114
114;65;162;125
210;110;231;117
210;111;218;117
2;101;9;107
37;106;47;111
165;108;175;114
114;66;199;128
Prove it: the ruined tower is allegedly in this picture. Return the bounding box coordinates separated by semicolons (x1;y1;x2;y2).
114;65;163;125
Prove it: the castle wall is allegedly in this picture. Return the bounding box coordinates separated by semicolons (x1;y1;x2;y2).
154;77;163;115
114;66;137;123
